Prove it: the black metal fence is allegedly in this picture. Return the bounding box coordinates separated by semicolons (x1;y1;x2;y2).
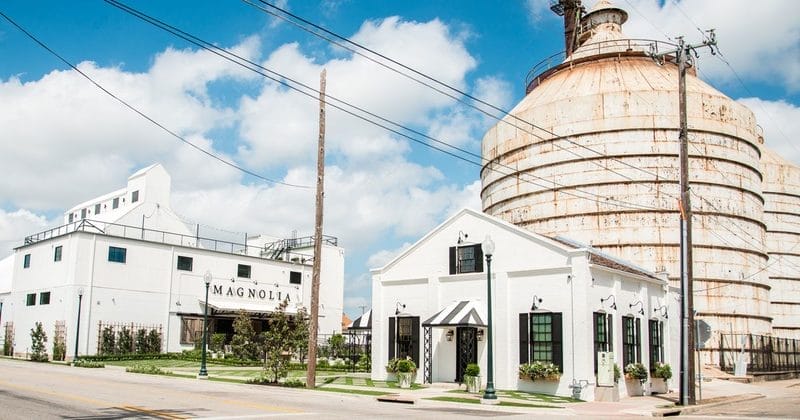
719;334;800;373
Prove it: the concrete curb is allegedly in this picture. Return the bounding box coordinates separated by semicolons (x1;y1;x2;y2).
652;393;765;417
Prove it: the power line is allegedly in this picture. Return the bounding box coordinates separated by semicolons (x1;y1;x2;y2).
0;10;312;190
102;0;663;212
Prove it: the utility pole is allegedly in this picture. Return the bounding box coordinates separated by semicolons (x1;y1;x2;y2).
306;69;326;390
650;30;716;406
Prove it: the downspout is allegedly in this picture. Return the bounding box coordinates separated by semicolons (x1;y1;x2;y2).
164;246;175;352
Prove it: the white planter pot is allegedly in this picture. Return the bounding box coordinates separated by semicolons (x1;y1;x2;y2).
397;372;413;389
464;375;481;393
625;378;646;396
650;377;669;394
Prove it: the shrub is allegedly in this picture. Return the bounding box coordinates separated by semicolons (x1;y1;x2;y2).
465;363;480;377
126;364;170;375
519;361;561;381
614;363;621;383
385;357;400;373
73;359;105;368
396;358;416;373
624;363;648;381
281;379;305;388
30;322;49;362
135;329;148;354
356;353;371;371
210;333;227;353
3;333;12;356
653;362;672;380
146;329;162;353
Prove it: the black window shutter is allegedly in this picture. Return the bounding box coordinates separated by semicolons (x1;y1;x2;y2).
474;245;484;273
607;313;614;353
593;312;600;373
552;313;563;370
410;317;421;367
635;317;642;363
449;247;457;274
518;313;529;364
388;317;396;360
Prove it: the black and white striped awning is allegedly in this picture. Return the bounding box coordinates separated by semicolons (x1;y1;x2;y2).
347;309;372;330
422;300;486;328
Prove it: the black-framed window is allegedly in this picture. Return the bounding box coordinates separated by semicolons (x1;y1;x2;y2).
26;293;36;306
23;254;31;268
108;246;127;263
448;244;484;274
95;203;101;215
177;256;193;271
593;312;613;373
518;312;563;370
132;190;139;203
39;292;51;305
622;316;641;366
112;197;120;209
388;316;420;367
69;213;74;223
289;271;302;285
54;245;63;262
649;319;664;370
237;264;251;278
81;208;87;219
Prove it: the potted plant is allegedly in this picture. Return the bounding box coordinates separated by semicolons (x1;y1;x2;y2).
464;363;481;393
395;358;416;389
518;361;561;381
651;362;672;394
624;363;648;396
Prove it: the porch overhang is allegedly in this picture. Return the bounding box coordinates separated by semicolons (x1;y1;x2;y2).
347;309;372;331
200;299;298;315
422;300;486;328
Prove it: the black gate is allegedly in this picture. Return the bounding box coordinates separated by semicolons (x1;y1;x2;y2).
456;327;477;383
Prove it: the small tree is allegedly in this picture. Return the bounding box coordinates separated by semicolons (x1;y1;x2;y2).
135;329;148;353
117;327;133;354
292;306;309;364
52;331;66;361
262;299;299;382
328;333;346;359
100;327;116;355
30;322;49;362
210;333;227;353
231;310;258;360
146;329;161;353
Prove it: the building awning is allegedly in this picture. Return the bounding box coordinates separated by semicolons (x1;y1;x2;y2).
201;299;298;315
422;300;486;328
347;309;372;330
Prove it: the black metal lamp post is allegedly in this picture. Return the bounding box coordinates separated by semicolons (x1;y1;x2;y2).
481;235;497;403
198;270;211;378
73;288;83;363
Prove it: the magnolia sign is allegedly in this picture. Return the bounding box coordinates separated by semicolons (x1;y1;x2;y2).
212;284;291;302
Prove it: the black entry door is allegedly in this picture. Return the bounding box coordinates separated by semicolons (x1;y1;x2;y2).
455;327;477;382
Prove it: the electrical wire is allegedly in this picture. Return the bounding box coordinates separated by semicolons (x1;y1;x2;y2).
0;10;311;190
102;0;664;212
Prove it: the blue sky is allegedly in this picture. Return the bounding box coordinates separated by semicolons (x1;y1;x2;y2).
1;0;798;318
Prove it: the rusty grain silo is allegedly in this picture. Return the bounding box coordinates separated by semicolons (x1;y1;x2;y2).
761;148;800;339
481;0;772;337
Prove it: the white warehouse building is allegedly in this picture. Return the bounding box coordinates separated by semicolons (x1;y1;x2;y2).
0;164;344;359
371;208;676;400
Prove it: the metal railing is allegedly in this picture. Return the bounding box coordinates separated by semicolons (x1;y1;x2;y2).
22;219;322;264
719;333;800;373
524;38;678;93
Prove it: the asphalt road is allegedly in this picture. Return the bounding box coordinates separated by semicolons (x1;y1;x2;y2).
0;359;535;419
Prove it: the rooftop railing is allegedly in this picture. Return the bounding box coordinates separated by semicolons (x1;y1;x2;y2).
524;38;677;93
22;219;331;265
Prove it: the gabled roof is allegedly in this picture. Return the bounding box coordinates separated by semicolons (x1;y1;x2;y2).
347;309;372;330
552;236;660;280
372;208;575;273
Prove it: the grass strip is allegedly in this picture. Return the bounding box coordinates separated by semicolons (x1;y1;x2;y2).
425;396;561;409
314;387;390;396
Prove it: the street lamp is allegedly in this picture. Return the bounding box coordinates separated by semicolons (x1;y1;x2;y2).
481;235;497;403
74;288;83;363
198;270;212;379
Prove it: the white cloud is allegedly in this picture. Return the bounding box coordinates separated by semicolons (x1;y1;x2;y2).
614;0;800;91
367;242;413;269
525;0;555;23
737;98;800;165
0;37;261;211
0;209;53;257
